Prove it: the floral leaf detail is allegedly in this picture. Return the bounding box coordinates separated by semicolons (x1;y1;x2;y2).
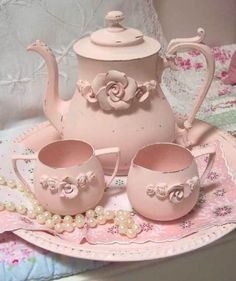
46;177;58;194
40;175;49;189
86;171;96;182
146;184;156;197
76;173;88;189
77;80;97;103
40;175;58;194
155;183;168;199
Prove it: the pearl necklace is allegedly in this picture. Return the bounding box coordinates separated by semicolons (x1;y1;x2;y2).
0;176;142;239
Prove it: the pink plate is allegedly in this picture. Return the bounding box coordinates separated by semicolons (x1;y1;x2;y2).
13;119;236;261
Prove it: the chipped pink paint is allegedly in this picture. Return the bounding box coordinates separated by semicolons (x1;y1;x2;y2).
26;11;215;175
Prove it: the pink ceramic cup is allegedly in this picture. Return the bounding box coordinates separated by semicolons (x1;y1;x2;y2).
12;140;120;215
127;143;216;221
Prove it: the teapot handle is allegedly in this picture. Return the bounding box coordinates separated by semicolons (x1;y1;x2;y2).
164;28;215;147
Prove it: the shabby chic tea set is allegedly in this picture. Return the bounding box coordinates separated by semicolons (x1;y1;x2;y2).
10;11;217;225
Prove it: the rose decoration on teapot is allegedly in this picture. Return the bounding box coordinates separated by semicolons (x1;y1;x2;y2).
77;70;156;111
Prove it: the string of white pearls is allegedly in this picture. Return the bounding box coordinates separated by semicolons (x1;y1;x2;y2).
114;210;142;238
0;176;143;238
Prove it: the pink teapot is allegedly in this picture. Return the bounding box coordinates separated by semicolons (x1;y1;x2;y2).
27;11;215;175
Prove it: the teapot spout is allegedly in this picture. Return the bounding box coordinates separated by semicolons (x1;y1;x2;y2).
27;40;69;135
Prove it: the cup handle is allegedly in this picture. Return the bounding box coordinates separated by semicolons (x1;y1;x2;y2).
12;154;37;192
191;145;216;185
95;147;120;188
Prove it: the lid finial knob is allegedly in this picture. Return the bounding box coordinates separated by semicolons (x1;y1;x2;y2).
105;11;125;28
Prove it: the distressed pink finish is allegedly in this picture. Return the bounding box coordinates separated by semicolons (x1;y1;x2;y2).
12;140;120;215
27;11;215;175
127;143;216;221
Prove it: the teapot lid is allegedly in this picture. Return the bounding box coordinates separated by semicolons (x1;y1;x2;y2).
73;11;161;61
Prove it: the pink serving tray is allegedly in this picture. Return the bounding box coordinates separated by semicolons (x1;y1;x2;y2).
12;119;236;261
